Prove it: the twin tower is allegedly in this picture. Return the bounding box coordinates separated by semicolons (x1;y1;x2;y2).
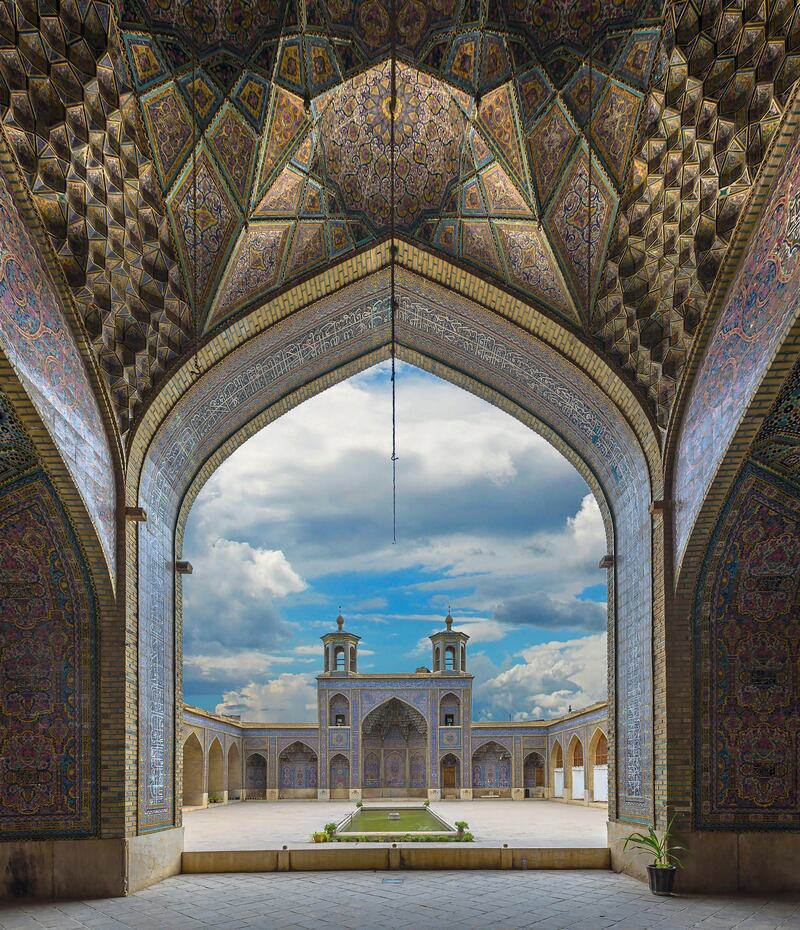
321;610;470;675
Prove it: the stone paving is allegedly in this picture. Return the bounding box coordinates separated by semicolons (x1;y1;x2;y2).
1;870;799;930
184;799;609;849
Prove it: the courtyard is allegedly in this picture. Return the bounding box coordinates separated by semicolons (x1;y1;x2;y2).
2;871;799;930
183;800;608;850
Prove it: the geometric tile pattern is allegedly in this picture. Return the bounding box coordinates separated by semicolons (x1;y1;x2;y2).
695;464;800;829
0;8;192;434
673;118;800;566
0;169;116;573
0;471;97;837
752;358;800;486
596;0;798;424
2;0;799;434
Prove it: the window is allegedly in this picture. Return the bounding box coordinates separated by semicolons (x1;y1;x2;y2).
334;647;345;671
445;646;455;670
335;714;346;727
444;713;455;727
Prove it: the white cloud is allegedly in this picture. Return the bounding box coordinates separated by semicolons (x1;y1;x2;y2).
216;673;318;722
182;538;306;651
475;633;607;721
184;651;296;683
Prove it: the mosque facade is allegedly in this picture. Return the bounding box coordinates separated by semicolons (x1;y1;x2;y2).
181;614;609;807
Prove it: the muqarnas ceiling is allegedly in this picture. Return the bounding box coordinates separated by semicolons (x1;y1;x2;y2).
0;0;798;433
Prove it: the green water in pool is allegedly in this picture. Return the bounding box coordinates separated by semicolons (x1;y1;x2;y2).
344;808;450;832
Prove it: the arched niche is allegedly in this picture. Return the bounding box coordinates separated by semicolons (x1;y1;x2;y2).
333;645;346;672
182;733;204;808
472;741;512;797
207;738;225;802
128;260;661;831
439;692;461;727
588;729;609;804
245;752;267;800
551;742;564;799
329;693;350;727
440;753;461;797
361;697;428;798
227;743;242;801
567;735;585;802
524;752;546;794
329;754;350;799
434;645;441;672
278;742;318;799
349;644;357;672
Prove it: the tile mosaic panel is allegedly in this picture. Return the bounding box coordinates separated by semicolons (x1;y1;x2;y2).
0;173;115;574
0;472;96;837
674;122;800;567
695;465;800;829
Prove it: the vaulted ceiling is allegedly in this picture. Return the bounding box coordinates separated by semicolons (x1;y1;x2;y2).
1;0;797;434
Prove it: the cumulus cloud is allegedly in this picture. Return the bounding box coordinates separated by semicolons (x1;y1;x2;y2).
474;633;607;721
215;673;318;722
183;538;306;652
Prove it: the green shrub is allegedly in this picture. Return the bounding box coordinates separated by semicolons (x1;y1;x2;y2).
324;822;337;837
355;800;363;808
454;820;469;833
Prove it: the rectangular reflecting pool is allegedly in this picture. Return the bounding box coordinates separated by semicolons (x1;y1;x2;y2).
335;806;457;839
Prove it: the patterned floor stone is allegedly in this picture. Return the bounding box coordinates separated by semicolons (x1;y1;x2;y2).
1;871;799;930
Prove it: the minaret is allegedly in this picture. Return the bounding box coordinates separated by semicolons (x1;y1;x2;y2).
429;608;469;674
321;609;361;675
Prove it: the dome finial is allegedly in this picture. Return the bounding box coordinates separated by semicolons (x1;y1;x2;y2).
445;606;453;631
336;607;344;632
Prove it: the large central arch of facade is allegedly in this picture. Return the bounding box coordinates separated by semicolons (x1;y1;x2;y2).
1;0;799;900
126;250;662;839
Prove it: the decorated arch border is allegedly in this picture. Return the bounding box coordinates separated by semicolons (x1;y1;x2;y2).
128;253;660;830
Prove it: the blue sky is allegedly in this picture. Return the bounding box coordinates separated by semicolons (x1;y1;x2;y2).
182;362;608;722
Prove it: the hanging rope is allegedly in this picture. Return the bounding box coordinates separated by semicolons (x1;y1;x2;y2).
389;0;398;544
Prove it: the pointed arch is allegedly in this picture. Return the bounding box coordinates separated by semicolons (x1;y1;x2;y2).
472;741;512;796
439;692;461;727
329;753;350;798
588;728;609;803
329;692;350;727
207;738;225;801
523;751;546;793
551;740;564;799
182;732;205;808
245;752;267;799
227;743;242;800
278;741;318;798
440;753;461;797
129;254;661;829
566;735;585;802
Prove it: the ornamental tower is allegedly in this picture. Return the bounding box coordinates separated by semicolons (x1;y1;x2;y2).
321;611;360;675
430;610;469;674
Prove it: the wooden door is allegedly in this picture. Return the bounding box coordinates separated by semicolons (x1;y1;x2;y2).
443;763;457;789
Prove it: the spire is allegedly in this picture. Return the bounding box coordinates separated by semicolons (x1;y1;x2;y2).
445;606;453;631
336;608;344;632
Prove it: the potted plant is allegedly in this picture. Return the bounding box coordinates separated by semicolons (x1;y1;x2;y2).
454;820;469;839
311;831;327;843
623;817;684;895
324;822;337;840
423;799;430;808
355;800;363;808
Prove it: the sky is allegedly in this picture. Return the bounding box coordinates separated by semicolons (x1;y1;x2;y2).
182;361;609;723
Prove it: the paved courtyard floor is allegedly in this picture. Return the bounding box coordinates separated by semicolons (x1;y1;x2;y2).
2;870;799;930
184;799;609;849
